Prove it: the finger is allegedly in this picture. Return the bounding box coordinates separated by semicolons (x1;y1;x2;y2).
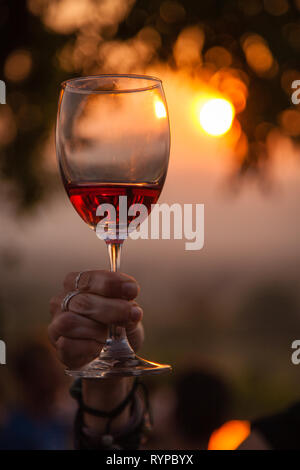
48;312;108;345
55;337;100;369
49;293;143;329
63;270;140;300
68;292;143;325
126;321;144;352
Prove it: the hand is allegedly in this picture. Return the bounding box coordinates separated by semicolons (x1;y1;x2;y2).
48;270;144;369
48;270;144;432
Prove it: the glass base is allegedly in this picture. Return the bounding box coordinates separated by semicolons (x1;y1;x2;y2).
65;355;172;378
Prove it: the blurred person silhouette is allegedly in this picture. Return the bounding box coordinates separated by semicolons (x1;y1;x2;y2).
147;368;234;449
0;340;73;450
237;402;300;450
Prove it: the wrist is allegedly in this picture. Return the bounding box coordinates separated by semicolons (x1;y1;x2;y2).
72;378;151;450
82;377;133;432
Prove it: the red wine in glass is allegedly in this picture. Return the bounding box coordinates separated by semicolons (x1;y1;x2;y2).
66;182;162;232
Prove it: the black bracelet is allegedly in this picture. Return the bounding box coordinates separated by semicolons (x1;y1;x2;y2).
74;393;145;450
70;377;152;449
70;377;139;419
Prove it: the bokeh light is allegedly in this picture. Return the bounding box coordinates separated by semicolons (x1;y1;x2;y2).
241;34;276;77
263;0;289;16
280;109;300;136
198;98;235;137
159;1;185;24
173;26;205;68
38;0;133;35
208;420;251;450
154;99;167;119
205;46;232;69
4;49;32;82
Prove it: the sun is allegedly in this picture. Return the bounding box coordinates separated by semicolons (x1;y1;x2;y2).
198;98;234;137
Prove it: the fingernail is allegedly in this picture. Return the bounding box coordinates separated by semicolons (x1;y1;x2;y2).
130;306;143;322
122;282;138;298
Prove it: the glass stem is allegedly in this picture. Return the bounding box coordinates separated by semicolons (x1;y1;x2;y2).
101;242;135;361
107;242;123;340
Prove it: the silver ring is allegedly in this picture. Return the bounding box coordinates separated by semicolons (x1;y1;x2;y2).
75;271;88;290
61;291;81;312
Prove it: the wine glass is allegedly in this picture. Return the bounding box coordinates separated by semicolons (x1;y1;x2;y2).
56;74;171;378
